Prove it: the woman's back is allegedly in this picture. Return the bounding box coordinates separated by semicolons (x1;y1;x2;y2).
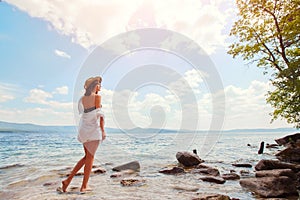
82;94;96;109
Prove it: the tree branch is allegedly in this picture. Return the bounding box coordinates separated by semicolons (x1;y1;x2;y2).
262;5;290;66
251;27;283;71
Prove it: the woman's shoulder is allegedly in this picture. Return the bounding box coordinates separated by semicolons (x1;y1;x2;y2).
95;94;101;99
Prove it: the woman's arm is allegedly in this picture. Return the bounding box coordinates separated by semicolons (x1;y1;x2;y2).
95;95;102;109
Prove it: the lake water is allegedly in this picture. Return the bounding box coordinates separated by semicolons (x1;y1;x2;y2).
0;129;297;199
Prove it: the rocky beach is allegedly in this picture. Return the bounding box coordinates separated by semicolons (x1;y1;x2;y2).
0;130;299;199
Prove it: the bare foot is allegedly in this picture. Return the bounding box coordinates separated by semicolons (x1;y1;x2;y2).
80;187;92;193
62;180;69;192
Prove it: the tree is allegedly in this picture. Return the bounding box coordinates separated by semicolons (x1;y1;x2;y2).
228;0;300;128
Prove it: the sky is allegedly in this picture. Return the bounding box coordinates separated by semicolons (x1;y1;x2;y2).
0;0;293;130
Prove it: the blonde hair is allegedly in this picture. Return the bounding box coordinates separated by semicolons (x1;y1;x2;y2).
84;79;101;96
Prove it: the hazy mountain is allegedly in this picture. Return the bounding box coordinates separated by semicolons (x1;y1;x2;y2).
0;121;297;133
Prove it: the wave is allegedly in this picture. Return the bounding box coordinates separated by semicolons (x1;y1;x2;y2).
0;164;25;170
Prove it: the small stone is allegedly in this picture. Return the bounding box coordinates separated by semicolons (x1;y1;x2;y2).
93;167;106;174
43;182;57;187
112;161;140;172
159;167;184;175
120;179;145;187
110;173;122;178
199;176;226;184
266;143;279;148
173;185;199;192
240;170;250;176
232;163;252;168
191;168;220;176
66;172;84;177
221;173;240;180
195;164;211;169
110;169;136;178
193;193;231;200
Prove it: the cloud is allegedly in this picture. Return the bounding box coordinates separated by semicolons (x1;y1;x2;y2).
53;86;68;95
24;88;53;104
0;94;15;103
0;107;74;125
0;85;73;125
7;0;234;54
0;82;18;103
54;49;71;59
24;87;73;110
0;77;290;128
222;80;288;129
98;78;290;130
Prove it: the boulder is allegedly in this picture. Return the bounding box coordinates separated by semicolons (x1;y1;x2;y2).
275;133;300;146
199;176;226;184
192;193;231;200
276;147;300;163
239;176;297;197
176;151;204;167
221;173;240;180
255;169;296;180
254;159;299;172
112;161;140;172
159;167;184;175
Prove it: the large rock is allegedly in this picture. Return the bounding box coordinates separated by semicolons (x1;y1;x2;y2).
239;176;297;197
112;161;140;172
255;159;300;172
176;151;204;167
276;147;300;163
275;133;300;146
255;169;296;179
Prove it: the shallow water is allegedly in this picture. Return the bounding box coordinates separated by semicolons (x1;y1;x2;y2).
0;130;298;199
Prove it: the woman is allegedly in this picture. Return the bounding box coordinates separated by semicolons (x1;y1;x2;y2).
61;76;106;193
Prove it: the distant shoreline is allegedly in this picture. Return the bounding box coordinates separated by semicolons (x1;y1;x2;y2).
0;120;297;134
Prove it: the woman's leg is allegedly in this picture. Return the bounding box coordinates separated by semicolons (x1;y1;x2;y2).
62;155;86;192
81;140;99;192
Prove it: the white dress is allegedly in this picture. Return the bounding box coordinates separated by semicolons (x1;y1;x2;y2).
77;97;105;143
